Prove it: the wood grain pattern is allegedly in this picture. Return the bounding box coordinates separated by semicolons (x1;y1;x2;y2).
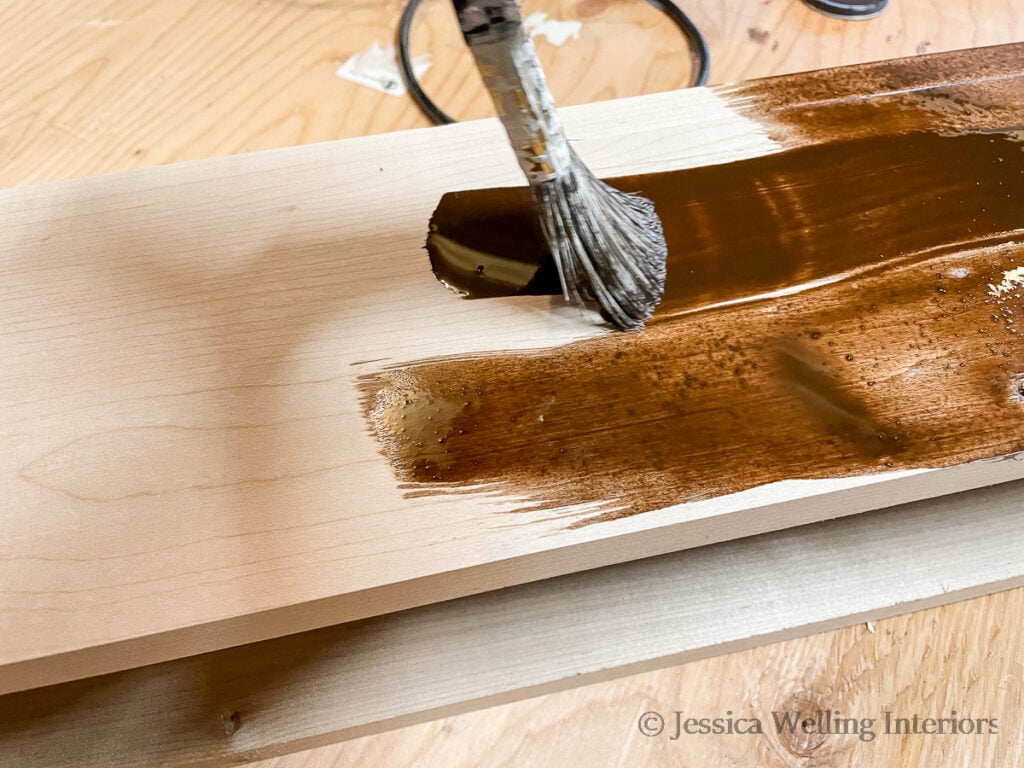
2;480;1022;767
3;47;1024;696
0;0;1020;188
251;588;1024;768
0;2;1021;766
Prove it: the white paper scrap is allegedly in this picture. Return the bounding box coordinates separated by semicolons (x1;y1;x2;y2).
523;13;582;47
336;42;431;97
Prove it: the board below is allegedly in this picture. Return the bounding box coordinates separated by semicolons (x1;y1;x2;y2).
0;44;1022;694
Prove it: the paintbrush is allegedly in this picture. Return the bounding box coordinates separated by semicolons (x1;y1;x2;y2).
452;0;668;330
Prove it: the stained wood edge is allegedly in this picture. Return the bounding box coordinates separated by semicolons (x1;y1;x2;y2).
723;41;1024;101
2;479;1022;767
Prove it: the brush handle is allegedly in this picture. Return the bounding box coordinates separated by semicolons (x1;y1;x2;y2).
452;0;573;185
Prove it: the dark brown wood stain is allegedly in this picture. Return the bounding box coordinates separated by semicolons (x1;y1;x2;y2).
428;131;1024;315
729;43;1024;144
365;126;1024;527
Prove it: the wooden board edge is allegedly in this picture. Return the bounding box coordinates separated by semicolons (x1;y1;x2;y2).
3;455;1021;697
2;479;1022;766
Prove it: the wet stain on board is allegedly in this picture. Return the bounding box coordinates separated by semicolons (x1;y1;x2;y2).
428;131;1024;312
726;46;1024;145
362;119;1024;527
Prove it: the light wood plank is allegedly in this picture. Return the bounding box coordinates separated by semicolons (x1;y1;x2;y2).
252;588;1024;768
3;47;1024;695
1;479;1022;767
2;4;1022;765
0;0;1020;188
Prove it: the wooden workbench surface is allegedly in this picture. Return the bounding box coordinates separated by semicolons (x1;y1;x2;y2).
1;0;1021;765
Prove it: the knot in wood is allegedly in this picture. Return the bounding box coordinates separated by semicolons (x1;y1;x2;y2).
221;710;243;737
775;690;832;757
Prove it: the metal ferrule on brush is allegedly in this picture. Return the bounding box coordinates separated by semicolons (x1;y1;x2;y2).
455;1;570;185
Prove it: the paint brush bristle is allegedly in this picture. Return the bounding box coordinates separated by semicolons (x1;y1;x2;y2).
453;0;668;330
532;152;667;329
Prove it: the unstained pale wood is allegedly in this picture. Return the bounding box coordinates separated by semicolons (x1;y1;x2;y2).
1;480;1022;767
2;46;1024;696
0;0;1020;188
252;588;1024;768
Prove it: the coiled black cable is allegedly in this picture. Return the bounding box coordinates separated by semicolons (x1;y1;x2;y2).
396;0;711;126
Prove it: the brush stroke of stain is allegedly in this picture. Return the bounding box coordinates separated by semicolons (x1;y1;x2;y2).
361;129;1024;528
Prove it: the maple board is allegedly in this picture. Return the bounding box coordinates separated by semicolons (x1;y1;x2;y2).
1;44;1023;694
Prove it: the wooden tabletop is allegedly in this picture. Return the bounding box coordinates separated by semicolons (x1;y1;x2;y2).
2;0;1022;765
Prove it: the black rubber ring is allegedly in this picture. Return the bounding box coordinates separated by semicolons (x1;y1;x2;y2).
397;0;712;126
802;0;889;20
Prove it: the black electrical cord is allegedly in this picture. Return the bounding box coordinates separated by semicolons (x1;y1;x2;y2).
397;0;711;126
647;0;711;87
397;0;456;125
